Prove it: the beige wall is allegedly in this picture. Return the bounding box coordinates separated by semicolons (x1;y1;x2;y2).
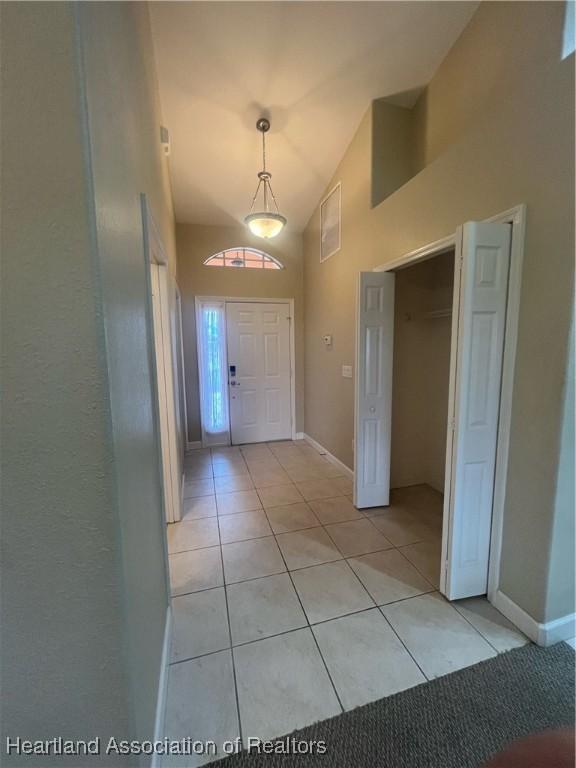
2;4;129;756
303;1;574;624
177;224;304;441
391;252;454;493
546;311;575;623
372;98;417;208
2;1;176;757
78;1;177;747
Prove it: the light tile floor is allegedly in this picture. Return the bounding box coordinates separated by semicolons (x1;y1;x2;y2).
163;441;528;766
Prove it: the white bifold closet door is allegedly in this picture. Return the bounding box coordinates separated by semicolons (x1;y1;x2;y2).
354;271;395;508
441;221;511;600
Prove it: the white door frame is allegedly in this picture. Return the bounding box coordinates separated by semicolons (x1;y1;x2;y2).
142;198;183;524
373;204;526;601
175;285;191;453
195;296;297;446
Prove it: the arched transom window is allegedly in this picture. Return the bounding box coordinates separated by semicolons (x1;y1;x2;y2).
203;247;283;270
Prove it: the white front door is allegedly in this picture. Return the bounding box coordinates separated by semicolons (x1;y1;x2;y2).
441;221;511;600
354;272;395;508
226;302;292;444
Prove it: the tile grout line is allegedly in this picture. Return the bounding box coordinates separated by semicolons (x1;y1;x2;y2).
382;546;437;592
168;590;446;668
170;643;231;667
337;558;380;610
263;500;376;600
375;605;430;682
172;551;347;598
174;504;441;583
170;547;439;600
170;623;306;667
255;480;437;688
180;454;499;688
182;449;463;688
171;524;440;592
267;511;346;715
450;600;503;655
394;543;442;591
214;509;244;746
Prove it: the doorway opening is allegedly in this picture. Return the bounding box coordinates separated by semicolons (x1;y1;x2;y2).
195;297;296;447
355;207;526;606
389;249;455;588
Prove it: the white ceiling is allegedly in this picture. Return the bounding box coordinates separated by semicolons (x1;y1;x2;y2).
150;2;477;232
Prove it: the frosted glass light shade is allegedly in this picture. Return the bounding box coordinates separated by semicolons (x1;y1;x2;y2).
245;212;286;239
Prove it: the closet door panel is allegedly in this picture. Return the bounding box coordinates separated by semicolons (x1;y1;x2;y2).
354;272;395;508
441;222;511;600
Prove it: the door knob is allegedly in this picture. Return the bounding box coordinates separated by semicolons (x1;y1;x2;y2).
369;406;376;413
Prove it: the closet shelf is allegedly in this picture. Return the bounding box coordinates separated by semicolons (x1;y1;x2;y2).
404;308;452;322
422;308;452;320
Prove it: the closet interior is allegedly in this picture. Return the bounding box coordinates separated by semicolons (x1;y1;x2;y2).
389;249;455;587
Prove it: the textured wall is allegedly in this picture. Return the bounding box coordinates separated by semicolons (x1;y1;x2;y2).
1;2;130;758
303;1;574;623
546;312;575;623
177;223;304;441
78;1;175;748
2;1;176;760
371;99;417;208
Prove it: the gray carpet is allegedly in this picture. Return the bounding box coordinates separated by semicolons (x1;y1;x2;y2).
215;642;575;768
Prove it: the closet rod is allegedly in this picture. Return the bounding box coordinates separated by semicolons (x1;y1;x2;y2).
422;308;452;319
404;308;452;321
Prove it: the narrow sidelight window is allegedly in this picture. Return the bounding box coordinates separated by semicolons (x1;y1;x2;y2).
199;304;228;434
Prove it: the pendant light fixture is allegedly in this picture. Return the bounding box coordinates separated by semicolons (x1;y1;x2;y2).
244;117;287;238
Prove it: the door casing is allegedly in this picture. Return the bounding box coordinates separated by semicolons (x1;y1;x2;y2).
148;265;183;525
195;296;297;447
371;204;526;602
142;197;183;525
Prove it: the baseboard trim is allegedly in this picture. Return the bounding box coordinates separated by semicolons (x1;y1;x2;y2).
303;433;353;479
294;431;304;440
151;606;172;768
186;440;202;451
150;606;172;768
492;589;576;647
178;472;185;523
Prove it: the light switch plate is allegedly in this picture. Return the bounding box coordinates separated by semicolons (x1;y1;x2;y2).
342;365;353;378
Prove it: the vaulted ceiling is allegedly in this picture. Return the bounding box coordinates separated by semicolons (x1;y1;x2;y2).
150;2;478;232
